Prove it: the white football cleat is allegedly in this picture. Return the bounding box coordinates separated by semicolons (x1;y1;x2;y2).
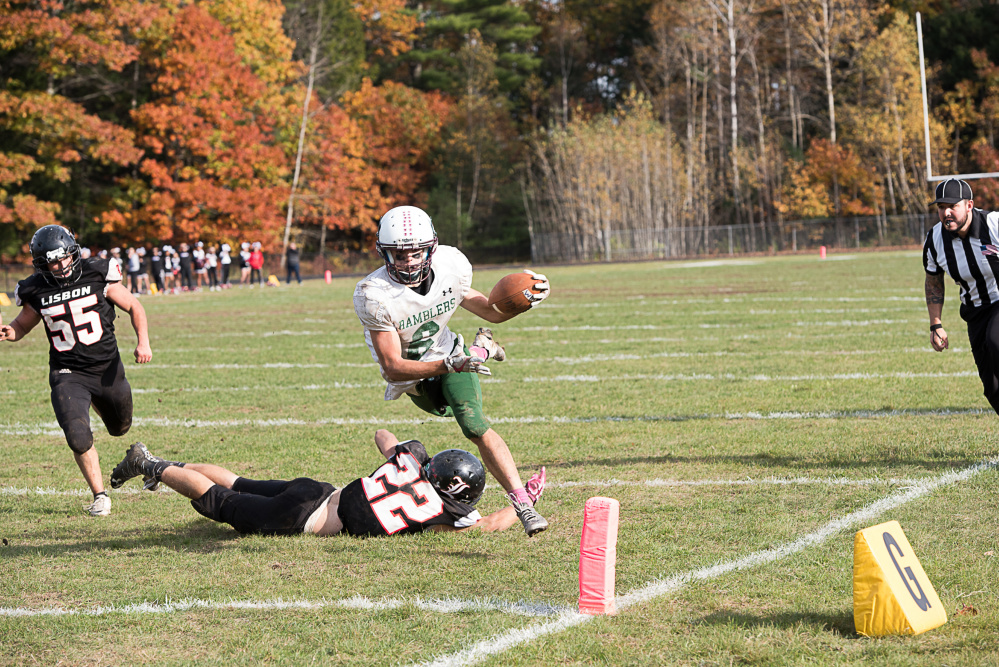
86;494;111;516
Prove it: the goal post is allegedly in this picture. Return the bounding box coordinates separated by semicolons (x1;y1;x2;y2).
917;11;999;182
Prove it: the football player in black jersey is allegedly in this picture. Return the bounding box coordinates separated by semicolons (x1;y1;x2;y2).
0;225;152;516
109;430;546;537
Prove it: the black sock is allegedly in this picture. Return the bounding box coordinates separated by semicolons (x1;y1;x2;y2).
149;459;185;481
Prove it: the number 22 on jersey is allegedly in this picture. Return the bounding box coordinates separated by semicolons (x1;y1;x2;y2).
361;452;444;534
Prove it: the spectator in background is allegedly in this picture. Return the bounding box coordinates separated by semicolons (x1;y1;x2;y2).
136;247;150;294
166;245;180;293
178;242;193;292
150;246;165;294
110;247;123;275
219;243;232;288
206;245;220;291
126;247;142;294
249;242;264;288
286;242;302;285
193;241;208;290
81;247;92;259
239;242;252;286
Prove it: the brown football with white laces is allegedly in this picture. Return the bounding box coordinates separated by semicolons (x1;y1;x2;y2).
487;272;544;315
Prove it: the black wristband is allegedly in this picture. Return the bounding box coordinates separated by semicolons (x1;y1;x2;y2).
930;323;943;332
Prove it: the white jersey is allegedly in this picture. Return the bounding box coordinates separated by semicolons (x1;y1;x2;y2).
353;245;473;400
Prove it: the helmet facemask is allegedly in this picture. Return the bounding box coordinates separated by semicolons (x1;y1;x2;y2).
377;244;436;285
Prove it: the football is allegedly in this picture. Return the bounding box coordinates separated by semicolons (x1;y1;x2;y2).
488;272;544;315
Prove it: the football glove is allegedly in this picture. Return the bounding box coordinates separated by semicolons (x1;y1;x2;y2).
525;467;546;504
444;335;491;375
524;269;550;308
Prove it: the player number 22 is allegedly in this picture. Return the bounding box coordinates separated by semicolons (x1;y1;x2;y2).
363;453;444;534
40;295;103;352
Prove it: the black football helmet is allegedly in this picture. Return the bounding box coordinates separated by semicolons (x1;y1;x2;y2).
424;449;486;506
30;225;82;286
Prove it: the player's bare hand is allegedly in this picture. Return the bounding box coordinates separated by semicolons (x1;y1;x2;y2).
524;269;550;308
930;327;949;351
134;343;152;363
0;325;13;342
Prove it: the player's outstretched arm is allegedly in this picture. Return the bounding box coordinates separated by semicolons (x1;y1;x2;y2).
433;468;546;533
429;506;519;533
374;429;400;459
106;283;152;363
0;306;41;343
459;288;516;324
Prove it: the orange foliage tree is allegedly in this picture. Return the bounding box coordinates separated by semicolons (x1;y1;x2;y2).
295;78;451;249
779;139;880;219
0;0;143;252
100;4;295;249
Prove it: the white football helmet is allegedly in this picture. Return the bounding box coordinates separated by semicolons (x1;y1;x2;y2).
376;206;438;285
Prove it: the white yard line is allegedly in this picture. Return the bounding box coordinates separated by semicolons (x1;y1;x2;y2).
0;475;924;498
0;595;569;619
411;457;998;667
1;406;992;436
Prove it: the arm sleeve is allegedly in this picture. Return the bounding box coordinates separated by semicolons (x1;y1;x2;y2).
453;510;482;529
923;229;942;275
396;440;429;465
14;281;29;308
353;288;395;332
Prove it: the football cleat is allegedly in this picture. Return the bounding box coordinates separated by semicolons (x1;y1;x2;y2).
472;327;506;362
86;494;111;517
508;495;548;537
141;476;160;492
110;442;159;489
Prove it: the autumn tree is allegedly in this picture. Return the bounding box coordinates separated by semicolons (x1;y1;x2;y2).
0;0;145;256
100;4;295;248
844;11;950;219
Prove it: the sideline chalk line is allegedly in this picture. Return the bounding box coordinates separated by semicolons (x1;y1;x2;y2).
0;595;569;620
410;457;998;667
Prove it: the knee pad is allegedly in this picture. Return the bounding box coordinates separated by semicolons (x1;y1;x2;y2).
105;415;132;437
452;401;490;439
63;419;94;454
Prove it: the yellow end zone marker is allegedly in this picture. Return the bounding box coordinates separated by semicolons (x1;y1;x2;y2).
0;292;10;307
854;520;947;636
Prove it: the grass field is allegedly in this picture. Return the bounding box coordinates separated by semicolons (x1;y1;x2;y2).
2;250;997;666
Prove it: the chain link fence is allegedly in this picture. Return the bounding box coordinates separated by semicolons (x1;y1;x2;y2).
530;214;930;264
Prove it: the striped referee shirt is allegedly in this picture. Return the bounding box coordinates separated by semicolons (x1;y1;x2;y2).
923;207;999;316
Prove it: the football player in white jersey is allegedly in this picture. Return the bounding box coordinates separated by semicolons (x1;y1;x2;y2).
353;206;550;536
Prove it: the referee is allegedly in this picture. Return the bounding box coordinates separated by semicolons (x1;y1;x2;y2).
923;178;999;414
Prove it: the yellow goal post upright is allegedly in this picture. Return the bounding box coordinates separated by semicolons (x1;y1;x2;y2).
917;11;999;183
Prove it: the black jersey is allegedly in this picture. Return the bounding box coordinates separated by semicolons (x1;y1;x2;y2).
337;441;480;537
15;258;124;371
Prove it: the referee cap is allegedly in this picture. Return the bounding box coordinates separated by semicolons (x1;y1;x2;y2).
931;178;973;205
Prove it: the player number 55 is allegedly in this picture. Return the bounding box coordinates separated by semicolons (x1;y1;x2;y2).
40;295;102;352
